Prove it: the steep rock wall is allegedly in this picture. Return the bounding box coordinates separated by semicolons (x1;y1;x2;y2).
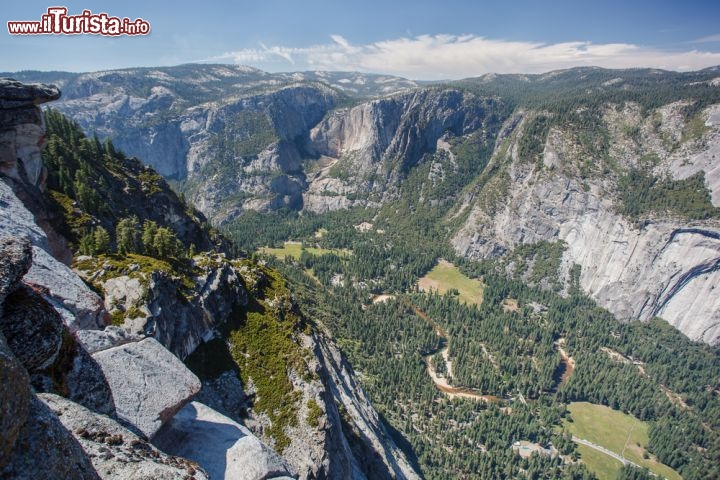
453;104;720;344
304;88;500;212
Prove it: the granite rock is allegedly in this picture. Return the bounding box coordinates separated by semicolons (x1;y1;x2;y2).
0;395;100;480
153;401;294;480
0;284;64;371
0;332;31;469
40;393;208;480
92;338;201;438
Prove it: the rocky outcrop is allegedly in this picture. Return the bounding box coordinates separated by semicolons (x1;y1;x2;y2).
0;331;31;469
146;259;249;358
452;104;720;344
0;169;108;331
76;253;249;360
311;333;420;480
40;394;209;480
92;338;201;439
153;401;295;480
304;88;501;212
0;78;59;186
2;395;101;480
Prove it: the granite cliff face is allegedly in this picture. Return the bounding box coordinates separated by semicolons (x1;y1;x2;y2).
452;102;720;344
6;65;417;223
303;88;502;212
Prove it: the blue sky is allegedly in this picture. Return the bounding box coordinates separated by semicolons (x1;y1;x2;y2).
3;0;720;79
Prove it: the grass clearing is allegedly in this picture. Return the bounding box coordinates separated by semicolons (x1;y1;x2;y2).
575;444;624;480
565;402;682;480
258;241;350;260
418;259;485;306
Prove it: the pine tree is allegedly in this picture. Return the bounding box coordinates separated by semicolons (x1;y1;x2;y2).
116;216;142;254
78;232;96;256
153;227;177;259
141;220;159;256
93;226;111;254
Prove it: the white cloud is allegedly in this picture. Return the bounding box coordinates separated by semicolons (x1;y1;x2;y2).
692;33;720;43
208;34;720;80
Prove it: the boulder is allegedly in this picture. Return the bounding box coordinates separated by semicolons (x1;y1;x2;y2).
76;326;144;355
153;401;295;480
0;235;32;307
40;393;208;480
0;332;31;469
0;395;100;480
92;338;201;438
0;181;109;330
0;284;64;371
0;78;60;109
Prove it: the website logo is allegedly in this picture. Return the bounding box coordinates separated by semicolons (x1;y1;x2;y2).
7;7;150;36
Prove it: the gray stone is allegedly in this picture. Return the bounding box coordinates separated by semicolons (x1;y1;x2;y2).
0;332;31;469
0;236;32;306
0;78;60;109
39;393;208;480
25;246;109;331
92;338;201;438
1;395;100;480
76;326;144;354
152;401;295;480
0;181;109;331
0;284;64;371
